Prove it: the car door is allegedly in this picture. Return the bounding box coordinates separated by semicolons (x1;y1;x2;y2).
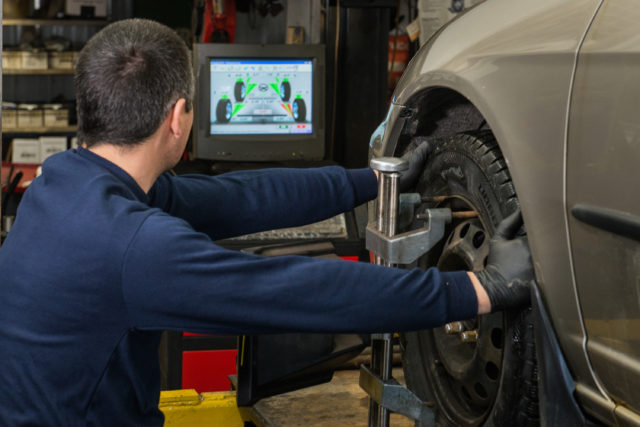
566;0;640;420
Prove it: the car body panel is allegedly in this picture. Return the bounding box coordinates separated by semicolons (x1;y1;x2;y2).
567;0;640;416
373;0;604;398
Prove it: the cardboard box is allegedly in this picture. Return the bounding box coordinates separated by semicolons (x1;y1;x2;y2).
65;0;107;18
43;107;69;127
40;136;68;162
2;109;18;129
17;106;44;128
3;0;30;19
21;51;48;70
12;139;41;164
2;51;22;70
48;51;76;70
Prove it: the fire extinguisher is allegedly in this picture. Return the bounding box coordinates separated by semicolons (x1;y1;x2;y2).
202;0;237;43
388;34;410;93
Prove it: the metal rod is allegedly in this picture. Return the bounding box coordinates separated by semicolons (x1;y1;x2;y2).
451;211;479;219
368;157;407;427
416;210;478;220
372;172;396;426
421;195;449;203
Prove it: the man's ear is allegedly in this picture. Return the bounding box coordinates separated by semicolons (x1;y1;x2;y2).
168;98;188;138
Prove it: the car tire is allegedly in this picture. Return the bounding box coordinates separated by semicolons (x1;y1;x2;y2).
400;131;539;426
234;81;246;102
216;99;232;123
292;98;306;122
280;81;291;101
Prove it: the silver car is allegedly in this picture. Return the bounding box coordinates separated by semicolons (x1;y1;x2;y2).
371;0;640;425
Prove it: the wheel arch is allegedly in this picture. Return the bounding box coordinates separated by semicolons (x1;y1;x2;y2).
390;85;526;198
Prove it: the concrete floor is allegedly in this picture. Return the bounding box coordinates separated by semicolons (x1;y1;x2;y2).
249;368;415;426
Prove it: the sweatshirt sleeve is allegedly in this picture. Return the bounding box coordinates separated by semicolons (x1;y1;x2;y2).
147;167;378;240
120;212;477;335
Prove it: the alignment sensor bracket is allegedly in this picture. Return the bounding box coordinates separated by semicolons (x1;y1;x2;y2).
366;206;452;265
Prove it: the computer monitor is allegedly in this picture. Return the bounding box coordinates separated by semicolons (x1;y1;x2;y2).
193;43;325;162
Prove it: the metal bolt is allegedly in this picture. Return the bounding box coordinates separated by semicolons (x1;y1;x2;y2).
460;330;478;343
444;321;465;334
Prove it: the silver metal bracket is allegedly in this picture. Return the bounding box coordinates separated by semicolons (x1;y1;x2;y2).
360;365;435;426
366;207;452;265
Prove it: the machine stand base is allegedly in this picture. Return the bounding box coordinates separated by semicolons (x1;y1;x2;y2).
359;364;435;426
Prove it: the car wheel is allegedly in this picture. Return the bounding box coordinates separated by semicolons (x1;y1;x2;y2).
216;99;232;123
280;81;291;101
400;131;539;426
234;82;246;102
292;98;306;122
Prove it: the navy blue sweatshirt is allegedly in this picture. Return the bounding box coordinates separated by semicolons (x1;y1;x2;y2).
0;148;476;425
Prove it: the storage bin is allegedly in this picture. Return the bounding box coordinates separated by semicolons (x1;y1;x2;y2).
12;139;41;164
21;51;48;70
17;104;44;128
2;51;22;70
2;103;18;129
43;104;70;127
49;51;76;70
40;136;68;162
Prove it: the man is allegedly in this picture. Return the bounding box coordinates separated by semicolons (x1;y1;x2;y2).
0;19;533;425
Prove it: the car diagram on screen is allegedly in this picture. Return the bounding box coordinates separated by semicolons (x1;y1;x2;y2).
209;59;313;135
215;76;308;123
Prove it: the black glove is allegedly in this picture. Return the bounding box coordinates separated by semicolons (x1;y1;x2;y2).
475;209;535;312
399;138;434;191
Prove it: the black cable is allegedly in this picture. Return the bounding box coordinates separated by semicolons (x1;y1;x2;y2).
1;171;23;216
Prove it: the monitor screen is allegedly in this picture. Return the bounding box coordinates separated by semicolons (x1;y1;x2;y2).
193;44;325;162
209;58;313;136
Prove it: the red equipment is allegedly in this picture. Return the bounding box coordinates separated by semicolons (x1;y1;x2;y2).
201;0;237;43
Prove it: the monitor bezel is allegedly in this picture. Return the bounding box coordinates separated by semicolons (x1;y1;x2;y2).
193;43;325;162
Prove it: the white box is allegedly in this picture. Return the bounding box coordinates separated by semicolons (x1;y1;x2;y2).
43;108;69;127
21;51;48;70
12;139;41;164
48;51;75;70
39;136;68;162
2;51;22;69
65;0;107;18
2;109;18;129
17;105;44;128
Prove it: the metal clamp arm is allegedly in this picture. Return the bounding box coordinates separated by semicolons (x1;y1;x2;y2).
366;208;452;265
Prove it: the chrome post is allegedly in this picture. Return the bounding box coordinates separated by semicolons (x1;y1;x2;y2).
368;157;408;427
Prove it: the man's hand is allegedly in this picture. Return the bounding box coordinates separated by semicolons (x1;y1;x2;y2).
474;210;534;312
399;138;434;191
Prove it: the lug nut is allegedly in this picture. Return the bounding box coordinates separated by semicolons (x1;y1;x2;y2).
444;321;465;334
460;330;478;343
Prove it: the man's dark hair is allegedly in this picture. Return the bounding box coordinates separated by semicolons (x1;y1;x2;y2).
75;19;194;147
